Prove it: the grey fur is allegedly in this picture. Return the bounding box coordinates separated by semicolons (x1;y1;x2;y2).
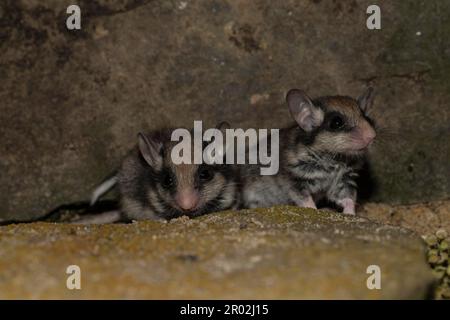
118;129;240;221
240;88;376;215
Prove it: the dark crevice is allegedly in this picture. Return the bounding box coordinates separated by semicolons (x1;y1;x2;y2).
0;200;121;226
79;0;155;18
355;69;432;85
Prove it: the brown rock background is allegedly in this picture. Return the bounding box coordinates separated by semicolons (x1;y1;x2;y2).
1;0;449;220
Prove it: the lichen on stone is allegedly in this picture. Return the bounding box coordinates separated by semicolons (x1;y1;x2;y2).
424;229;450;299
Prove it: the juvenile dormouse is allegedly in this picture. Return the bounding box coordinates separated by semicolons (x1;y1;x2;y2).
118;128;239;221
241;87;377;215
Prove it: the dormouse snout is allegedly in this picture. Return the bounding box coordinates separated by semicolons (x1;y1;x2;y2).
362;126;376;146
359;121;376;147
175;189;200;211
351;120;376;150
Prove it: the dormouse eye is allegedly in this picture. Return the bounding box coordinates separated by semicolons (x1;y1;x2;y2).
161;171;175;189
198;166;214;182
329;115;345;130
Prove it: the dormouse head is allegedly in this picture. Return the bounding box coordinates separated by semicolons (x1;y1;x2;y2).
137;127;235;219
286;87;376;156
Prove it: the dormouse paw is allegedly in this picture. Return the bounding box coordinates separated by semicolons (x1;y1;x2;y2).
339;198;356;215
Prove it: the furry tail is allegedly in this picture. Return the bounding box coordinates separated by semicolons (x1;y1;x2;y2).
90;174;118;206
71;210;122;224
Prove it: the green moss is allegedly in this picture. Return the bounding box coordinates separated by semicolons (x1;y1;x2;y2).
424;229;450;299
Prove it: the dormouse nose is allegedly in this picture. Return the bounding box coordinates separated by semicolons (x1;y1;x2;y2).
175;189;200;211
363;126;376;145
359;120;376;146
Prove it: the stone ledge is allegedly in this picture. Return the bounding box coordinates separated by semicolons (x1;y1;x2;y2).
0;206;434;299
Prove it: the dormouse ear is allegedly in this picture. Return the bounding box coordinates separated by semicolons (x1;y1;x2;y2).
286;89;323;132
137;132;163;168
357;87;375;113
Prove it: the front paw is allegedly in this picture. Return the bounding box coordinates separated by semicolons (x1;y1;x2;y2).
300;196;317;209
339;198;356;215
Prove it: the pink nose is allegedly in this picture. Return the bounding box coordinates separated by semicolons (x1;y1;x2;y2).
175;190;200;211
363;127;376;145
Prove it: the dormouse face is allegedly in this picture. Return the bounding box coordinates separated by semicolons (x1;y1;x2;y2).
286;88;376;157
137;130;236;219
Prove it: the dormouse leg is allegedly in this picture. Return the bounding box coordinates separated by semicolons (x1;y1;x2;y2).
337;198;356;215
327;176;357;215
289;190;317;209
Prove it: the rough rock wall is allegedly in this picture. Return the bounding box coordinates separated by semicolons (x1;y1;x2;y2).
1;0;449;220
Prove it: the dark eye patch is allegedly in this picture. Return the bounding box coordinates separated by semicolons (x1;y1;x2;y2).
197;165;215;183
159;168;176;190
325;112;350;131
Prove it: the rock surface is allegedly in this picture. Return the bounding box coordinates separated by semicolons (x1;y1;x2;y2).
1;0;450;220
0;206;434;299
360;200;450;236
